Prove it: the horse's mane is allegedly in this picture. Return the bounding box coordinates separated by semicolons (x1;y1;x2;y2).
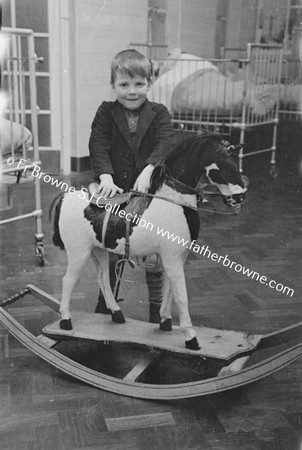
149;132;223;193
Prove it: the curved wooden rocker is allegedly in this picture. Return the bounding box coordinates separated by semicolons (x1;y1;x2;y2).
0;284;301;400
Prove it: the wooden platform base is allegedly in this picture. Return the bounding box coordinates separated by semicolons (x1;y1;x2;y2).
43;312;261;360
1;286;301;400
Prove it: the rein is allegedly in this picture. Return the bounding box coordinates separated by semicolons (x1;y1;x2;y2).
130;180;241;216
163;171;198;195
130;189;198;211
131;189;239;215
146;166;241;216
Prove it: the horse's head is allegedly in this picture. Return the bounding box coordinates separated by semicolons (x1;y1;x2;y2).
150;133;249;213
203;141;249;212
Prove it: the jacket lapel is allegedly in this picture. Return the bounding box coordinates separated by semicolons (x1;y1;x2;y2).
111;101;156;151
134;101;156;150
111;101;134;149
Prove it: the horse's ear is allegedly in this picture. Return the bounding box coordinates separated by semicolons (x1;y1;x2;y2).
241;174;249;188
229;143;244;153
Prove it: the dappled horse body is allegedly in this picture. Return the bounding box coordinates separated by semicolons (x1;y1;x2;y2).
51;133;248;350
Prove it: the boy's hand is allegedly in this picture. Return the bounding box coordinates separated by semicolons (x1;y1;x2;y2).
98;174;123;198
133;164;154;193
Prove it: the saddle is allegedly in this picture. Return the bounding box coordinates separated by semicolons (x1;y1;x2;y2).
88;183;146;268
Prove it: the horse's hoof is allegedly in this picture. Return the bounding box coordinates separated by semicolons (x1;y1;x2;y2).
60;319;72;330
112;310;126;324
95;303;112;314
159;318;172;331
185;337;200;350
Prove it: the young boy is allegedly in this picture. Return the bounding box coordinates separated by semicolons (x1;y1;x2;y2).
89;49;175;323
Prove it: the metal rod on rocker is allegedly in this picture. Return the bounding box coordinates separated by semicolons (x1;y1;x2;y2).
114;259;126;301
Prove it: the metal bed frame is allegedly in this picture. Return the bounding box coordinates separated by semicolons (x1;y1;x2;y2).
0;27;45;265
222;46;302;122
151;44;284;174
279;58;302;121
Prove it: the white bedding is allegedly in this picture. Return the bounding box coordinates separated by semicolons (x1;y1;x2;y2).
150;58;280;117
0;118;32;157
171;69;280;116
149;53;218;111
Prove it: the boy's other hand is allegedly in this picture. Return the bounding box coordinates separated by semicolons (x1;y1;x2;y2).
133;164;154;193
98;174;123;198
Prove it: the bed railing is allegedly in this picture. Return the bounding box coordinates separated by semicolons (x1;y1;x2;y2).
0;27;44;265
0;27;39;163
221;46;302;122
150;44;283;131
149;44;283;173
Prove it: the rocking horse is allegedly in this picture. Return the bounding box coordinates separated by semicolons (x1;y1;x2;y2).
1;133;301;399
50;132;248;350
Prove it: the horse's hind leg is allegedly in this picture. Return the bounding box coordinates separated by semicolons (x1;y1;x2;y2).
91;248;125;324
60;249;91;330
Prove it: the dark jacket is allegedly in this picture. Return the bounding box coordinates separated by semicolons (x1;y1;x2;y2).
89;100;175;192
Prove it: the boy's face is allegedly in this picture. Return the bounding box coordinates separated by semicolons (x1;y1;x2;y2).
112;71;150;110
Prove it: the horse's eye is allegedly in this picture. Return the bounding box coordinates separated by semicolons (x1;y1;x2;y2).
208;169;223;184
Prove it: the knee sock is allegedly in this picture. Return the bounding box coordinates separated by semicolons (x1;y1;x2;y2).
146;270;163;311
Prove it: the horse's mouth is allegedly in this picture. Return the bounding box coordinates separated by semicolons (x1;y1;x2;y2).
222;192;246;207
221;192;246;215
221;176;249;210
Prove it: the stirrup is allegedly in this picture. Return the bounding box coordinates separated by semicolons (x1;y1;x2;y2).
115;258;136;275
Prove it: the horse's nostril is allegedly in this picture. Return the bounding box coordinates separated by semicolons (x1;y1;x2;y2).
234;204;241;214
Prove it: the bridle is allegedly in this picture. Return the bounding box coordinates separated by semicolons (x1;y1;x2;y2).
134;165;245;216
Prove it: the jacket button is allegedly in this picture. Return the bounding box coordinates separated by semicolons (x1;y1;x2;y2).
123;171;128;179
125;151;130;158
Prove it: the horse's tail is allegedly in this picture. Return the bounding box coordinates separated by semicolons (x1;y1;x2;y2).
49;193;65;250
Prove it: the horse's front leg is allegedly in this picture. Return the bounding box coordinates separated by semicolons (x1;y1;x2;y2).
159;271;173;331
91;248;125;324
161;251;200;350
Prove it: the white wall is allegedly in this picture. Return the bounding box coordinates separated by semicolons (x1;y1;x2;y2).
70;0;148;160
166;0;217;58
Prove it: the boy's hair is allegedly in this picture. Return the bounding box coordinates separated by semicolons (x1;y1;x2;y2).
111;49;151;84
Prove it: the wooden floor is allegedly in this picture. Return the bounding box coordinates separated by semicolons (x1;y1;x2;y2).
0;124;302;449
